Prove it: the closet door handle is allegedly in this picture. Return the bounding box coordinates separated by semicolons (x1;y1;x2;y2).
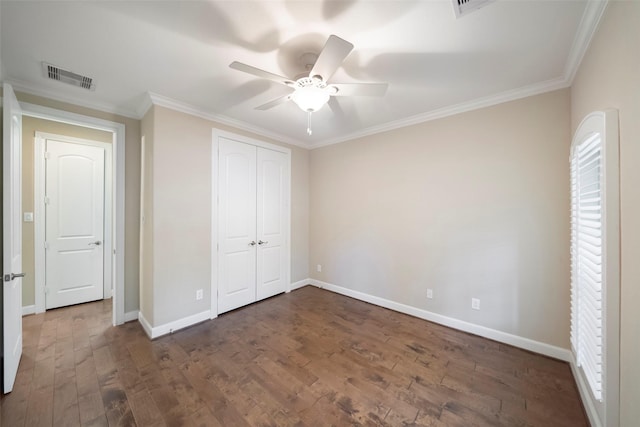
258;240;268;245
249;241;257;246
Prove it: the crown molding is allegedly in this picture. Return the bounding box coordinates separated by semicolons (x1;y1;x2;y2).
137;92;154;119
563;0;608;85
143;73;569;152
308;76;569;149
145;92;308;149
3;78;140;119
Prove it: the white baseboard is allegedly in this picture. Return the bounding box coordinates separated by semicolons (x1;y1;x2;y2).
138;309;211;340
289;279;311;292
140;280;311;339
309;279;571;362
124;310;139;322
138;311;153;339
570;357;601;427
135;277;569;361
22;305;36;316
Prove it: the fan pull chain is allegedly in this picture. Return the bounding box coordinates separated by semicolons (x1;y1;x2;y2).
306;112;313;136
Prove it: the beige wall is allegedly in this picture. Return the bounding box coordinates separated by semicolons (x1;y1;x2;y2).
139;107;154;324
151;106;212;325
143;105;309;326
21;116;112;307
571;2;640;424
14;92;141;314
310;89;571;348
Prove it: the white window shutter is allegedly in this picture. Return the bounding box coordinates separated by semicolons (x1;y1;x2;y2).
570;110;619;427
570;133;603;401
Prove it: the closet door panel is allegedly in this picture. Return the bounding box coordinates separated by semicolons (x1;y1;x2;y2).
256;147;288;300
217;138;257;314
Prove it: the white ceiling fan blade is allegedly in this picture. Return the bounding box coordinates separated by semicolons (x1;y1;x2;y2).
255;93;293;110
329;83;388;97
230;61;294;86
309;35;354;82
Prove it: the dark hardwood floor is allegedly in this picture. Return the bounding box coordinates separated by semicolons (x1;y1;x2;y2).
1;286;587;426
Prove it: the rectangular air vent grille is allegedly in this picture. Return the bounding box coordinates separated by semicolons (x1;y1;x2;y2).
453;0;496;18
42;62;96;91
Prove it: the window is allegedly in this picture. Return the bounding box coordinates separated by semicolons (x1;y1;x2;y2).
570;110;619;427
570;131;603;399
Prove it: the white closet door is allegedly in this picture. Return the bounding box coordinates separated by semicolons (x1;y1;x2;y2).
218;138;257;314
256;147;288;300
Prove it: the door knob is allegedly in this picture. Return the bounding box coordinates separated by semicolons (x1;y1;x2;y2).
249;241;257;246
258;240;268;245
89;241;102;246
3;272;25;282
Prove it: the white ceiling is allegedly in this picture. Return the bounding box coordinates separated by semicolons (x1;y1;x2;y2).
0;1;603;148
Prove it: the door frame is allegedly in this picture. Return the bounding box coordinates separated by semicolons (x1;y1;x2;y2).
211;128;291;319
19;101;126;326
34;132;113;311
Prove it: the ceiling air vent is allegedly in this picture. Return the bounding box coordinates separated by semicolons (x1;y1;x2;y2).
42;62;96;91
452;0;496;18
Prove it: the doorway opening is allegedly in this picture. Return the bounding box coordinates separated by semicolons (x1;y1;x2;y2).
20;102;126;326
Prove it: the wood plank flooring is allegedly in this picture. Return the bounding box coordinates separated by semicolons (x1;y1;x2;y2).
1;286;588;426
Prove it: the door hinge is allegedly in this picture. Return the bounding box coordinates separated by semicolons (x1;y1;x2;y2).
44;151;51;160
44;197;50;205
44;241;50;250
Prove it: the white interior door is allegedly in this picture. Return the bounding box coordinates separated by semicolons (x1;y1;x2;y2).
217;138;257;314
256;148;288;300
45;139;105;309
3;83;24;393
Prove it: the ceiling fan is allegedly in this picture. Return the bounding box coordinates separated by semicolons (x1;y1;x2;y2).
229;35;388;136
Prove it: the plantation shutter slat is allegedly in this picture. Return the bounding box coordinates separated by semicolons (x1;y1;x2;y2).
580;154;600;172
570;132;604;402
580;134;601;156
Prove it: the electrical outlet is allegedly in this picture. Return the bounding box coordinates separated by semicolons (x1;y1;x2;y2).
317;264;322;272
196;289;203;300
426;289;433;299
471;298;480;310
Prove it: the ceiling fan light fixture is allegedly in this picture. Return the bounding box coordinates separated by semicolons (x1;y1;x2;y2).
291;85;330;112
229;34;387;136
